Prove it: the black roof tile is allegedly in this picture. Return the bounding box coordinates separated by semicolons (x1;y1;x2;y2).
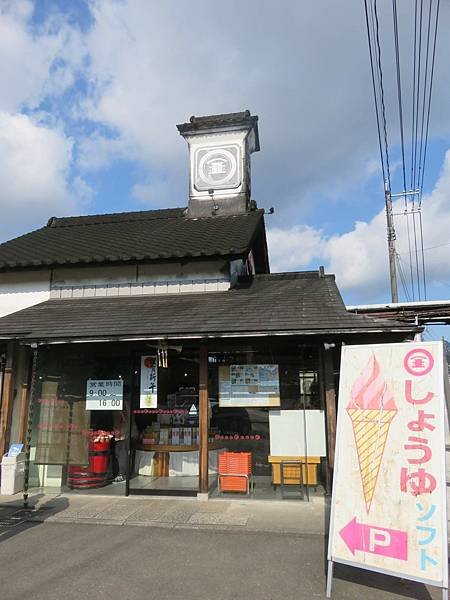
0;208;264;270
0;272;417;341
177;111;260;151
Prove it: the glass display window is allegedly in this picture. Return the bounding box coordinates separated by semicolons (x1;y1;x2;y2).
207;340;327;500
28;343;132;495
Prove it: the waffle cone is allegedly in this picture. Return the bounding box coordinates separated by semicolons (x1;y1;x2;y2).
347;408;397;512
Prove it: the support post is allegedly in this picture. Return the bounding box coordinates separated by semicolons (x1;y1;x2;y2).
18;383;30;444
198;344;209;494
323;346;337;471
326;560;334;598
23;345;38;509
385;189;399;303
0;343;15;458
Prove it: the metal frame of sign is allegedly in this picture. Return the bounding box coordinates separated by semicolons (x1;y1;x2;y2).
326;342;449;600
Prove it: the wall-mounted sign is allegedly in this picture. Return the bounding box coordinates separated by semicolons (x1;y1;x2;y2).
86;380;123;411
140;355;158;408
219;364;280;407
194;145;241;191
327;342;449;598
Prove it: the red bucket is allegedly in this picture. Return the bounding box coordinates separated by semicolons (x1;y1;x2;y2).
89;440;110;474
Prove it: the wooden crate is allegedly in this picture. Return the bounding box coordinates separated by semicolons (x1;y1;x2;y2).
268;455;320;486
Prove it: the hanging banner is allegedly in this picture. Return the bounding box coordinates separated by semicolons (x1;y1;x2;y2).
36;378;89;465
140;355;158;408
328;342;448;596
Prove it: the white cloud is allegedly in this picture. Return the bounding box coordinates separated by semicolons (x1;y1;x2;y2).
0;0;449;283
0;2;85;113
79;3;379;178
0;111;76;238
77;1;450;216
268;148;450;303
0;4;89;239
267;226;325;272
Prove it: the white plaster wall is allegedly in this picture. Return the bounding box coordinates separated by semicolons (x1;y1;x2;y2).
53;264;136;286
0;271;51;318
138;260;227;282
53;260;228;285
0;261;230;309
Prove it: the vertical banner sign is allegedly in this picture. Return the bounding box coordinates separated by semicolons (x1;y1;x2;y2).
327;342;448;597
140;355;158;408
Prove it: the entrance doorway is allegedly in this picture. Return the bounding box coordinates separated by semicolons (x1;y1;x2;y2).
128;346;201;496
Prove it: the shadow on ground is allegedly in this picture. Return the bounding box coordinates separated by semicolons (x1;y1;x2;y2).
0;494;69;544
332;562;436;600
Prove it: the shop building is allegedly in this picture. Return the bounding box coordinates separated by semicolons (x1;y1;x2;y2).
0;112;418;500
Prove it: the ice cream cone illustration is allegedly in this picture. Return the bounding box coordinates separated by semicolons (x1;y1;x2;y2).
347;354;397;512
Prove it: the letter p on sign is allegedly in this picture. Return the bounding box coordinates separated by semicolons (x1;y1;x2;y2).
369;528;391;552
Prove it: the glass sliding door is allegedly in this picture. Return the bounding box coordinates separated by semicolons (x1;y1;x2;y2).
27;343;133;496
128;345;200;496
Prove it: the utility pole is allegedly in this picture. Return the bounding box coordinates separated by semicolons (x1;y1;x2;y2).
385;189;398;303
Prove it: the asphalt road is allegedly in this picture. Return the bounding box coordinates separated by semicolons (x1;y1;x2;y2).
0;521;444;600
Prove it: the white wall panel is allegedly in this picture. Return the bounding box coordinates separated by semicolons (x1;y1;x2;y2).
0;271;51;317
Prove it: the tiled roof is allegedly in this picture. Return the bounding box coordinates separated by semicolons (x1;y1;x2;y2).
177;110;260;150
0;272;417;341
0;208;264;270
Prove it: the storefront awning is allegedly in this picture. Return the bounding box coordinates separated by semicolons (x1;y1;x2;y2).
0;272;418;342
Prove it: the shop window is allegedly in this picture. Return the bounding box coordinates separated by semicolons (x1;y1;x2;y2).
208;342;327;500
27;344;132;494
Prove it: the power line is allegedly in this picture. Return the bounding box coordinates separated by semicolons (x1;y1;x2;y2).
405;211;415;300
412;0;424;207
363;1;440;303
419;0;441;207
419;210;427;299
412;210;421;299
373;0;392;192
409;0;418;192
392;0;408;209
363;0;387;189
396;253;411;301
417;0;434;198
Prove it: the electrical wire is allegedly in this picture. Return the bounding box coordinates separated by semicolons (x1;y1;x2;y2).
419;0;440;207
419;210;427;299
405;211;415;300
392;0;408;208
412;0;424;208
373;0;392;192
410;0;418;192
364;0;387;189
396;253;411;301
417;0;434;199
412;210;421;299
363;1;440;303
